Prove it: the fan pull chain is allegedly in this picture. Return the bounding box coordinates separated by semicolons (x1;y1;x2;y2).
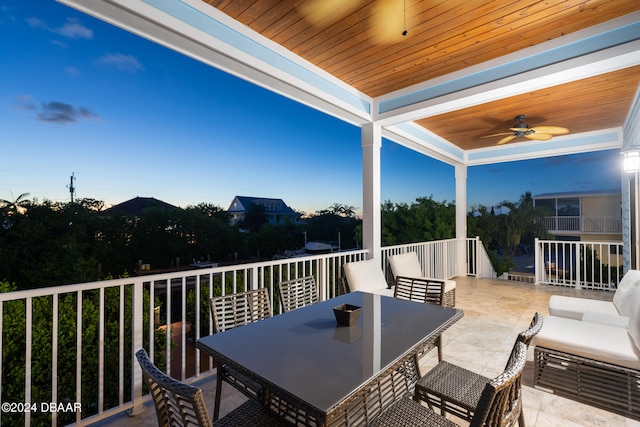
402;0;408;36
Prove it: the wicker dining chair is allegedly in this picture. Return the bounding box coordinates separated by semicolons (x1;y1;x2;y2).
394;275;445;305
387;252;456;307
135;349;282;427
277;275;318;312
370;340;529;427
208;288;272;420
413;313;543;426
210;288;272;333
393;275;449;362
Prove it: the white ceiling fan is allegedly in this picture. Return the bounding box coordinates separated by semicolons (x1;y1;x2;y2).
485;114;570;145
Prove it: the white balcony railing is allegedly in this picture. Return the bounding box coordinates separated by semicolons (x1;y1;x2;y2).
534;238;624;290
537;216;622;233
0;250;370;427
0;237;477;427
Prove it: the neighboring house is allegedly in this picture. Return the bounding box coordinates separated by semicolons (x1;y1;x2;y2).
534;190;622;242
227;196;300;226
104;196;179;216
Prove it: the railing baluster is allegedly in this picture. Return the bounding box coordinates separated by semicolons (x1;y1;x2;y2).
165;279;171;376
52;295;58;427
25;297;32;427
181;276;186;380
98;287;105;415
131;280;144;416
119;284;124;407
76;291;82;425
195;274;201;377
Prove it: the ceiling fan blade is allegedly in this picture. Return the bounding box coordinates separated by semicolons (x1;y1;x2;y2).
525;132;553;141
482;132;514;138
497;135;517;145
370;0;408;44
299;0;361;27
531;126;569;135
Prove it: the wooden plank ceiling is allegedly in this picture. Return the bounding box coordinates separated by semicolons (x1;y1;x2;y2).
204;0;640;151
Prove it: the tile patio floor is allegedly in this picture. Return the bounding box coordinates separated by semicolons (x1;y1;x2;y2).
96;276;640;427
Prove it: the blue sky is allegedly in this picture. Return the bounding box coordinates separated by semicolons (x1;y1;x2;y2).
1;1;622;215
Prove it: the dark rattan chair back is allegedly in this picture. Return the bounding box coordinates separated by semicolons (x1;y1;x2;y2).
394;276;445;306
505;312;543;369
136;348;213;427
277;276;318;312
470;341;527;427
519;312;544;345
210;288;272;333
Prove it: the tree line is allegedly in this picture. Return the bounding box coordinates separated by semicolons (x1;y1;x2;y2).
0;192;550;289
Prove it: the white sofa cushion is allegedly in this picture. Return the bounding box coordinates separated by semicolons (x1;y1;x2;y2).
627;286;640;350
344;259;394;297
388;252;456;292
548;295;618;320
581;311;629;328
613;269;640;316
533;315;640;370
388;252;423;277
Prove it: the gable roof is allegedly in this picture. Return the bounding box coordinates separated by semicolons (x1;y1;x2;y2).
105;197;179;216
228;196;298;216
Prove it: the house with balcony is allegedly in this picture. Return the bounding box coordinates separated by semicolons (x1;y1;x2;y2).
534;190;622;241
533;190;624;275
227;196;300;226
5;1;640;426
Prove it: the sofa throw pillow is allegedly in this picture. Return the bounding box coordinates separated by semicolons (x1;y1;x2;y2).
627;286;640;350
614;270;640;316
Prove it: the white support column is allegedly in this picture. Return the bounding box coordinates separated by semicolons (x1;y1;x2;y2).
362;123;382;261
455;164;468;277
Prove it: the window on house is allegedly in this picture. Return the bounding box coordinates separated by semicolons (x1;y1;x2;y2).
534;199;555;214
557;198;580;216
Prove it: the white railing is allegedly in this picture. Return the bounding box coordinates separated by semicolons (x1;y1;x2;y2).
534;238;624;290
0;249;367;427
381;239;458;282
466;237;497;279
0;238;494;426
537;216;622;233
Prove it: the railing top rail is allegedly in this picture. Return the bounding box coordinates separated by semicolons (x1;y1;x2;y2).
0;249;369;302
382;239;456;251
536;239;623;245
0;275;143;302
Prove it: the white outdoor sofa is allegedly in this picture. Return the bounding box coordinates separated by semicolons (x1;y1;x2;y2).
534;272;640;419
547;269;640;327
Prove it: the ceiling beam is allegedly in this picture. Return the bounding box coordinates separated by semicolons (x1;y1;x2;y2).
374;39;640;127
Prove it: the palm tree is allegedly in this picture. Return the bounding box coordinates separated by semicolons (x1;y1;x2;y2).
498;192;550;258
0;192;30;216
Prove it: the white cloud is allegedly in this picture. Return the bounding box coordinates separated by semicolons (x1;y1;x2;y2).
56;19;93;39
98;52;144;73
26;17;93;39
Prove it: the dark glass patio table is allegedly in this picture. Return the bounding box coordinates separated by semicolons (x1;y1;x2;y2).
196;291;463;426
